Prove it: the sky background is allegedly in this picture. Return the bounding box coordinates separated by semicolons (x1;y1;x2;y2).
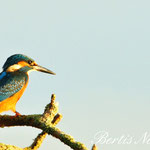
0;0;150;150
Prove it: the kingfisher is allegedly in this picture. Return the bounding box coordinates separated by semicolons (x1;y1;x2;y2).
0;54;55;116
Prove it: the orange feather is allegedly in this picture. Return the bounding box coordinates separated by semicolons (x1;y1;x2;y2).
0;80;28;113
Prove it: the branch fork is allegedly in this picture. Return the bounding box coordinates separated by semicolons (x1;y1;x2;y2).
0;94;97;150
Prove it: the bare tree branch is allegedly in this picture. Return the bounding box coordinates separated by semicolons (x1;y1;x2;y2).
0;94;97;150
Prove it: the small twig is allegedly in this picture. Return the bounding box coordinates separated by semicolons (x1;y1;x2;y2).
91;144;98;150
52;113;62;125
41;94;57;124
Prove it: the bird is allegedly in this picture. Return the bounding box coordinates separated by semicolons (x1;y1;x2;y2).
0;54;55;116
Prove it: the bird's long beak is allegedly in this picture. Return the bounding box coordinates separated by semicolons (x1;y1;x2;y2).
33;65;56;75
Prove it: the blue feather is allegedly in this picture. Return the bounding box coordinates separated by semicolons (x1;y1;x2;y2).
3;54;34;71
0;72;28;102
0;72;6;80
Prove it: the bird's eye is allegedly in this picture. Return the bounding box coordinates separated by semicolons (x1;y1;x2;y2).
28;60;33;65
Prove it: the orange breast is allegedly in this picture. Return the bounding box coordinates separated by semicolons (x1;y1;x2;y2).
0;81;28;113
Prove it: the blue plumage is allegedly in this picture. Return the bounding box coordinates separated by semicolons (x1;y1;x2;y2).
3;54;34;71
0;72;6;80
0;54;55;115
0;71;28;102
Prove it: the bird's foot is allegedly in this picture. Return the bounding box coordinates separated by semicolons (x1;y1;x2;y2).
15;111;21;116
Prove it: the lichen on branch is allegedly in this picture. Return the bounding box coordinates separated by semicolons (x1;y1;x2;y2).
0;94;97;150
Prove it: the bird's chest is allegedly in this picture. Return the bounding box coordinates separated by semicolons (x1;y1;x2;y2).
0;73;29;112
0;72;28;101
7;73;29;98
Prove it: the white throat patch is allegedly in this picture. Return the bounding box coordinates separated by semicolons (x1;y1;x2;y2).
27;69;36;75
6;64;22;72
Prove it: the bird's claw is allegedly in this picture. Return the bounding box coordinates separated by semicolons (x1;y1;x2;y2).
15;111;21;116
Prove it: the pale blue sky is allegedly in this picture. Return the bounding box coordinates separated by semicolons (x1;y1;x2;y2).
0;1;150;150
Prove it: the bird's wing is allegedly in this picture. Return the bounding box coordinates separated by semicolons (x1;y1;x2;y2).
0;73;26;102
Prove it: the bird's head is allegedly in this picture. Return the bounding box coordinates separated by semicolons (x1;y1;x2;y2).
3;54;56;75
